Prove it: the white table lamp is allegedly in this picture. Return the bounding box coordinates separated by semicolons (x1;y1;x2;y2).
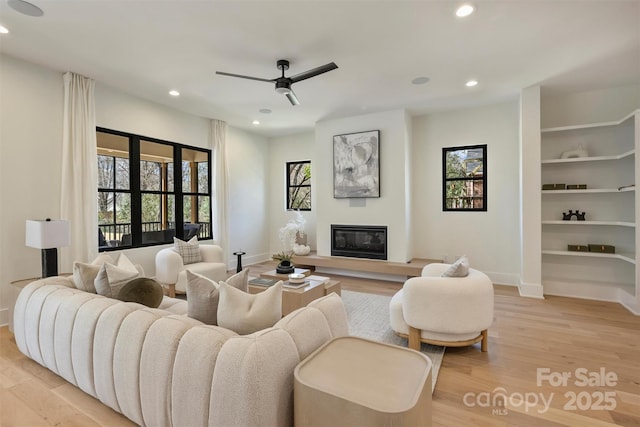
25;219;70;278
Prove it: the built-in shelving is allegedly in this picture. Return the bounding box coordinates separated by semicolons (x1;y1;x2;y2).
541;149;635;164
540;109;638;310
542;250;635;265
542;220;635;227
542;187;635;194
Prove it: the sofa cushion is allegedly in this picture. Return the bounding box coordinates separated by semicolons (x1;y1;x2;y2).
217;281;282;335
174;236;201;264
118;278;164;308
186;269;250;325
94;262;140;298
72;253;115;292
441;255;469;277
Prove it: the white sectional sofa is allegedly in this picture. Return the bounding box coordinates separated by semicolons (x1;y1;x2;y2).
13;276;349;427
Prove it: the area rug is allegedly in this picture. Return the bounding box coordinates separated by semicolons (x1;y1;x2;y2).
340;290;444;392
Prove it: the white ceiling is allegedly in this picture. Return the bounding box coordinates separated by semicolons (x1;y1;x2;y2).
1;0;638;137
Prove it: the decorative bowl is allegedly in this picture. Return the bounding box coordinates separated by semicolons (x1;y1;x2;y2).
288;273;306;284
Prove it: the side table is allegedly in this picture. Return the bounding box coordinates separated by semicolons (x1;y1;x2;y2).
294;336;432;426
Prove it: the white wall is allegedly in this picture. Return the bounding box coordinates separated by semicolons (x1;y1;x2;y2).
0;55;65;325
315;109;413;262
268;131;316;254
226;127;271;267
412;101;521;285
0;54;271;325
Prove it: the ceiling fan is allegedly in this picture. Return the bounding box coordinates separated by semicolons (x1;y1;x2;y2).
216;59;338;106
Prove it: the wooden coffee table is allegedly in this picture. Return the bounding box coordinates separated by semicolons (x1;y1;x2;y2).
248;271;341;316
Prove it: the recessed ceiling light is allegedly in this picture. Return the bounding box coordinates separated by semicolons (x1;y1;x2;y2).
259;108;272;114
252;120;260;125
169;90;180;97
456;4;475;17
0;25;9;34
412;77;430;85
465;80;478;87
8;0;44;17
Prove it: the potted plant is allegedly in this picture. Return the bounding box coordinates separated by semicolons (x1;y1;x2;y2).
273;251;295;274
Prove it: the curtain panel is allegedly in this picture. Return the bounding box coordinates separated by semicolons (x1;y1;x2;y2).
210;119;229;268
60;72;98;270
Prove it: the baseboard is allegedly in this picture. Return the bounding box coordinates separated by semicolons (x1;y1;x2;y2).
484;271;519;287
518;281;545;299
543;280;628;303
620;292;640;316
0;308;8;328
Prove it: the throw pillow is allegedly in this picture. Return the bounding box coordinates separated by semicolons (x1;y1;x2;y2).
224;268;249;292
174;236;201;264
217;281;283;335
441;255;470;277
72;253;115;293
118;277;164;308
94;262;140;298
186;270;251;325
186;270;220;325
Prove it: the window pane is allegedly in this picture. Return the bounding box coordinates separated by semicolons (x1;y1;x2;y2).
182;148;208;193
115;193;131;224
182;161;192;193
289;187;311;210
198;196;210;222
115;157;129;190
167;162;174;192
140;140;173;191
98;191;114;224
140;160;161;191
445;179;484;209
141;193;161;224
198;162;209;193
97;156;114;189
167;195;175;224
446;148;484;178
289;162;311;186
183;195;193;222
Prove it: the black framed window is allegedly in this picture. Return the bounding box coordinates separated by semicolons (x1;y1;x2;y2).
97;128;212;251
286;161;311;210
442;144;486;211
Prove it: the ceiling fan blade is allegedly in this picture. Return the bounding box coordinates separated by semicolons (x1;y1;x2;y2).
215;71;274;83
286;90;300;106
289;62;338;83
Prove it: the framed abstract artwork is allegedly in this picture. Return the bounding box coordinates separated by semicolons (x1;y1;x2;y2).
333;130;380;198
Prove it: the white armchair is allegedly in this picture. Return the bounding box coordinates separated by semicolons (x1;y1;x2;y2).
155;244;227;297
389;263;494;352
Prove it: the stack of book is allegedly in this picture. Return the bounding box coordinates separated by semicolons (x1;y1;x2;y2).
248;275;330;289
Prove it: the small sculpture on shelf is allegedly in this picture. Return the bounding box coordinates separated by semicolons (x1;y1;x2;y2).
560;144;588;159
562;210;586;221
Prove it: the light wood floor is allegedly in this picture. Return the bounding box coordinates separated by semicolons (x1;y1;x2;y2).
2;261;639;426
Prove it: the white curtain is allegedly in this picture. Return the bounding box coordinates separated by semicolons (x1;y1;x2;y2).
210;119;229;267
60;72;97;270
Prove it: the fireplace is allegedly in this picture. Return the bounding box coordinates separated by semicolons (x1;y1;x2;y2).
331;225;387;260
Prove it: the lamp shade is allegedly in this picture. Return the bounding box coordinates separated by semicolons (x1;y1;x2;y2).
25;219;70;249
